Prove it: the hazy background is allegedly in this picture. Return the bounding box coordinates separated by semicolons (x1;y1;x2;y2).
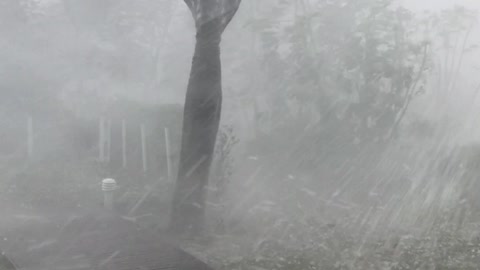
3;0;480;269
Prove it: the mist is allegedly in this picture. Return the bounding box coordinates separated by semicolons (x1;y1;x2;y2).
1;0;480;269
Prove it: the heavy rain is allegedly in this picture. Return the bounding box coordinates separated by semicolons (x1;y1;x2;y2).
1;0;480;269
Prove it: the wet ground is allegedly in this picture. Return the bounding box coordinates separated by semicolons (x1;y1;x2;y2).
0;202;211;270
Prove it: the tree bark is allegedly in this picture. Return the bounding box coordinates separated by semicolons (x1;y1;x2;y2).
169;0;241;236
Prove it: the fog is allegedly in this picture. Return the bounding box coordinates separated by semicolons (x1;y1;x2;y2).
1;0;480;269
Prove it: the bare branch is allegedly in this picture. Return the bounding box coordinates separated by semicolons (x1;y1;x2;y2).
389;43;430;139
183;0;195;12
220;0;242;31
191;0;241;31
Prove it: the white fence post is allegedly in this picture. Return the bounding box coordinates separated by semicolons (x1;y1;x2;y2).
164;127;172;183
27;116;33;159
122;120;127;168
106;119;111;162
141;124;147;173
99;117;105;162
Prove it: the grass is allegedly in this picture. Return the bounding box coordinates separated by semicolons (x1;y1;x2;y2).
177;219;480;270
211;234;480;270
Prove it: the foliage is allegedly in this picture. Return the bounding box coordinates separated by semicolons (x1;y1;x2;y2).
207;125;239;233
211;125;240;200
247;0;431;146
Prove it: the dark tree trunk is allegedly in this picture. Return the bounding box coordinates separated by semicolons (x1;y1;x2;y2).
169;0;241;236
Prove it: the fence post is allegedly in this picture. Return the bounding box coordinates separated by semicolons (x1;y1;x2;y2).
106;119;111;163
99;117;105;162
27;116;33;159
141;124;147;173
122;120;127;168
164;127;172;183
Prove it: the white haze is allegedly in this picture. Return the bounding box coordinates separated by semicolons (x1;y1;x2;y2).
2;0;480;269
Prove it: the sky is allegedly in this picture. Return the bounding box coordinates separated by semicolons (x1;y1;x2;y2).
402;0;480;10
36;0;480;9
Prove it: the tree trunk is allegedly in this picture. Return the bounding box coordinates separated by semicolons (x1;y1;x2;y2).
169;0;241;236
